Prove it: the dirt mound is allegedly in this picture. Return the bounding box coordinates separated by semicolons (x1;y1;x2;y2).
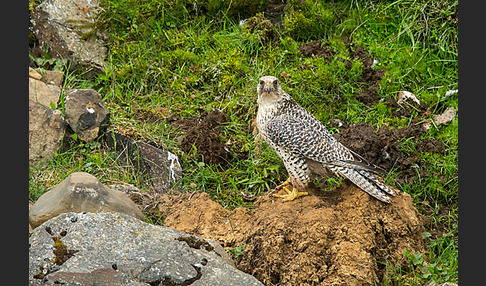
170;109;231;165
241;13;279;45
298;40;335;62
154;184;424;286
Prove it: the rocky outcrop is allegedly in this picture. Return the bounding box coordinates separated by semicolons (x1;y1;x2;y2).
29;172;144;229
29;212;264;285
30;0;107;77
64;89;109;142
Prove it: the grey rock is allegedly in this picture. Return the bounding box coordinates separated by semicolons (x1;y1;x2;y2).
64;89;109;142
41;268;147;286
138;141;183;192
103;130;182;193
29;212;263;286
30;0;107;77
29;172;144;229
29;99;67;165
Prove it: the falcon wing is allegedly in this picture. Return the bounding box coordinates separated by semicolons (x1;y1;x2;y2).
266;112;339;160
266;109;385;174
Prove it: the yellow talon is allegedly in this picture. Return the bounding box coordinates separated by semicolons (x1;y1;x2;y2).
271;185;308;202
268;177;292;196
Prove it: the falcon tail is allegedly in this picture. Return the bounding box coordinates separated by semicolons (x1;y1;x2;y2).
331;166;395;203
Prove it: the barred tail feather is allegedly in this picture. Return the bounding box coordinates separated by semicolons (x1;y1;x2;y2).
331;166;392;203
357;170;395;196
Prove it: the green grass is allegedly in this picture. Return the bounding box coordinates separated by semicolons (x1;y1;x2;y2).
29;0;457;284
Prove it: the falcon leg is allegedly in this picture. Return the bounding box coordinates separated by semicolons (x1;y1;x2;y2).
275;177;292;190
268;177;292;196
271;185;308;201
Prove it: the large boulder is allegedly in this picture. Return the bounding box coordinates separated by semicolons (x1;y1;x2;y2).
29;99;67;165
64;89;109;142
28;212;263;285
29;172;144;228
30;0;107;77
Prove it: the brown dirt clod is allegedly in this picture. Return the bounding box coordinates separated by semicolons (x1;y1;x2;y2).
333;122;443;186
174;109;231;165
298;40;335;62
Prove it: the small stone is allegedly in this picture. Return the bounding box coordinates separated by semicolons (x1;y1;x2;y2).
433;107;456;125
29;67;42;80
39;70;64;87
29;77;61;108
422;107;457;131
29;100;67;165
397;91;420;106
444;89;458;98
64;89;110;142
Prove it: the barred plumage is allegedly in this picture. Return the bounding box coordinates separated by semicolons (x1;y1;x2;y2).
256;75;395;203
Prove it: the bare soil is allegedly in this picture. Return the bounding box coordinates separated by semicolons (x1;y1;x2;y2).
144;184;423;286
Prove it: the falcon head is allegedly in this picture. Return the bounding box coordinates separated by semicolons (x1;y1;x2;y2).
257;76;285;103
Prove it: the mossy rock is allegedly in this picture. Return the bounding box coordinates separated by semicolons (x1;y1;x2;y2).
240;12;279;45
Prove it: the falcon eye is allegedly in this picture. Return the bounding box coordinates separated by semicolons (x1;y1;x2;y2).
259;80;264;85
273;80;278;86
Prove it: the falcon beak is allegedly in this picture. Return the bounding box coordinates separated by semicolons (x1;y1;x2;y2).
264;83;273;93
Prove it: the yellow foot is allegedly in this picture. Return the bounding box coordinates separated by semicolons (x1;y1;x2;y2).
270;185;308;202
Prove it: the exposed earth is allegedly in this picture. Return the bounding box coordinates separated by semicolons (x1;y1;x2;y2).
130;185;423;286
333;122;443;186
